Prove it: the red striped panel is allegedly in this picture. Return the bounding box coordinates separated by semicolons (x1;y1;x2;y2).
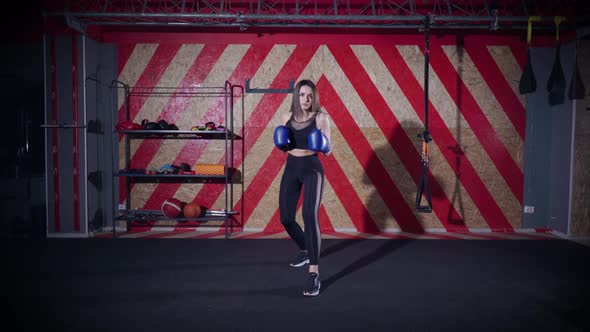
429;44;523;204
187;45;320;214
117;45;184;204
319;205;336;233
465;43;525;140
328;44;466;231
128;44;228;169
262;208;284;233
318;76;424;233
141;44;274;210
242;150;289;230
115;36;530;234
376;45;514;231
119;44;228;204
118;44;182;124
117;43;136;75
321;151;381;234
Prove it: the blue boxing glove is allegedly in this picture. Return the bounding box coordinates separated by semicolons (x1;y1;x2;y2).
308;128;330;154
274;125;292;152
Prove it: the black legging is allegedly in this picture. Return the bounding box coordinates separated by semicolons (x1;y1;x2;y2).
279;154;324;265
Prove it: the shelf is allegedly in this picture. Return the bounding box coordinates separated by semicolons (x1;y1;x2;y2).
116;169;242;184
117;129;242;140
112;81;244;238
117;209;239;223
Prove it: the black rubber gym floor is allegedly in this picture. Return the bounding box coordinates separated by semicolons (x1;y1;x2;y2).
5;238;590;331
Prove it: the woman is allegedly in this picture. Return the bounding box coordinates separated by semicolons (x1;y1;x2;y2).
273;79;332;297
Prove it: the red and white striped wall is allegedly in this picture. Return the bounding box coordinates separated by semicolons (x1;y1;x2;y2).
107;32;529;236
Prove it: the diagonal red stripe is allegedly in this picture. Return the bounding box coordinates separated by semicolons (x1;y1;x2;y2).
243;150;287;230
117;43;137;75
117;45;184;204
317;75;425;233
321;153;381;234
128;44;228;170
141;44;275;210
319;205;335;232
328;44;466;232
263;206;284;233
119;44;182;124
376;45;514;231
187;45;321;219
464;43;525;140
429;43;523;203
119;45;228;204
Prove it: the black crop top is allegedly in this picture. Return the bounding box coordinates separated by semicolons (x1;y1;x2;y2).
285;112;319;150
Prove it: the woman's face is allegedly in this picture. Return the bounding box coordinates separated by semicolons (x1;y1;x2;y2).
299;85;313;112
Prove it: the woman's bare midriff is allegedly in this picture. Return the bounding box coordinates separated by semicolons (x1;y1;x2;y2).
288;149;317;157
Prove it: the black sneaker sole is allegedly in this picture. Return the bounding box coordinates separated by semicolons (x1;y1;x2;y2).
303;282;321;296
289;259;309;267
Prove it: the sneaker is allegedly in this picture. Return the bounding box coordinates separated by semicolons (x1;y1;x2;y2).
303;272;321;297
289;250;309;267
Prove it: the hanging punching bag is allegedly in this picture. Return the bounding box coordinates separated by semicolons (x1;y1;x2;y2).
519;17;540;94
547;43;566;105
547;17;566;106
519;49;536;94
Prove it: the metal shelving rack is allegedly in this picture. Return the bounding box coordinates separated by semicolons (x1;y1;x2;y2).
111;80;244;239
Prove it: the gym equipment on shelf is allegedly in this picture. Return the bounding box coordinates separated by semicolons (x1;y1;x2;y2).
113;81;244;238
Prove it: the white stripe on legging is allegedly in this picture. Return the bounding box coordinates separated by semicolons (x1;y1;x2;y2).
313;170;324;259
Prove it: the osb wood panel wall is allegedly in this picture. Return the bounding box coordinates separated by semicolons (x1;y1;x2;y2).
570;40;590;236
112;33;526;233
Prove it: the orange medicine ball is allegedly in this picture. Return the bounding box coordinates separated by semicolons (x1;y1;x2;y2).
183;202;202;219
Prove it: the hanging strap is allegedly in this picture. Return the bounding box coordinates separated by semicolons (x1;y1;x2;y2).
416;15;433;214
554;16;566;41
527;16;541;45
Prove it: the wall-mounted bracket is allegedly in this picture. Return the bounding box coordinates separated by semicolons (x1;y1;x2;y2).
245;78;294;94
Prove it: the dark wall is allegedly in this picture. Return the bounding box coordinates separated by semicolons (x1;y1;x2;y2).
0;43;45;177
43;32;119;235
522;42;576;233
0;30;46;237
84;37;119;233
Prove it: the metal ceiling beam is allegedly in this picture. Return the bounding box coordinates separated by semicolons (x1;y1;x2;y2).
45;0;588;31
